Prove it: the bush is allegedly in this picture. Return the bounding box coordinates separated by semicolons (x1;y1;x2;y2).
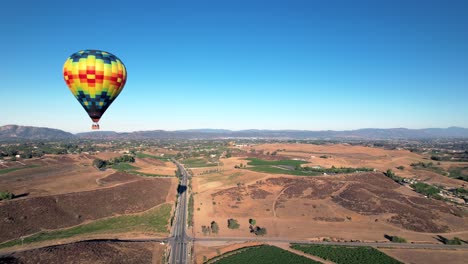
0;191;13;201
410;182;442;199
112;155;135;163
446;237;463;245
211;221;219;234
227;218;240;229
254;226;267;236
391;236;407;243
249;218;256;226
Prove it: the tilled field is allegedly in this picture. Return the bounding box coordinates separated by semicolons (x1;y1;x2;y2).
0;178;172;243
0;241;158;264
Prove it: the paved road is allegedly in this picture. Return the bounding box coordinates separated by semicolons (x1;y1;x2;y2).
193;237;468;250
169;160;190;264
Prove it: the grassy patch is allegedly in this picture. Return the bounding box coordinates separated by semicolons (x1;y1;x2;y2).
246;158;308;167
247;166;320;176
410;162;448;176
448;167;468;182
0;203;172;249
0;165;40;175
410;182;442;199
291;244;402;264
209;245;319;264
183;158;217;168
135;152;171;161
245;158;318;176
128;171;173;178
111;162;141;171
112;162;172;177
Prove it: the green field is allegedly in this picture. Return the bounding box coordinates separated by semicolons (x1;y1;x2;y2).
248;166;321;176
0;165;40;175
0;203;171;249
111;162;172;177
183;158;218;168
135;152;171;161
245;158;319;176
129;171;173;177
209;245;320;264
111;162;141;171
291;244;402;264
246;158;308;166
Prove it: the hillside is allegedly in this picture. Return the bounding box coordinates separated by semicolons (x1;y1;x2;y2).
1;125;468;141
0;125;75;141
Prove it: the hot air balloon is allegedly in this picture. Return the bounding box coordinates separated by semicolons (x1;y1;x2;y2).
63;50;127;129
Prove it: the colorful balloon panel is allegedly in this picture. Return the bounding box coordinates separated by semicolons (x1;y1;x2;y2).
63;50;127;122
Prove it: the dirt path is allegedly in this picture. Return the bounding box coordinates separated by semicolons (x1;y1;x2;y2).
272;186;290;218
271;242;335;264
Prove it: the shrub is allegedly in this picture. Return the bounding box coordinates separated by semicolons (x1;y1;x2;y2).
0;191;13;201
227;218;240;229
391;236;407;243
254;226;267;236
211;221;219;234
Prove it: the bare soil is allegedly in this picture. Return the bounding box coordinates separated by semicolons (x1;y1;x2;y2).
193;145;468;243
0;241;163;264
0;178;173;243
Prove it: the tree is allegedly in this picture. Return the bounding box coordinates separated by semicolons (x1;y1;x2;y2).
21;152;33;159
227;218;240;229
249;218;256;226
254;226;267;236
386;169;395;177
93;158;107;169
211;221;219;234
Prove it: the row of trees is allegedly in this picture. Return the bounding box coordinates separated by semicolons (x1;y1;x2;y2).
92;155;135;170
296;165;374;174
201;218;267;236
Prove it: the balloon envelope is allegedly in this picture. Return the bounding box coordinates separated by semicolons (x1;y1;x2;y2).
63;50;127;123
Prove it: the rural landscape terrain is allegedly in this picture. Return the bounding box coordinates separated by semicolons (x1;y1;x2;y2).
0;125;467;263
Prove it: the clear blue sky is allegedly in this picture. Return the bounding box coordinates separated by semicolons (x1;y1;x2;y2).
1;0;467;132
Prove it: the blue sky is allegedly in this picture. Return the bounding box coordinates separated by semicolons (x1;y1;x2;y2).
0;0;467;132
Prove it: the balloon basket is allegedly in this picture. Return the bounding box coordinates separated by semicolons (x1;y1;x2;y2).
92;123;100;130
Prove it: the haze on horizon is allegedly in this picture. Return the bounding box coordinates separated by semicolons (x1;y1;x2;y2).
1;0;467;133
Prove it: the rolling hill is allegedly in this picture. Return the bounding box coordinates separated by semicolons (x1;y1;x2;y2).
1;125;468;141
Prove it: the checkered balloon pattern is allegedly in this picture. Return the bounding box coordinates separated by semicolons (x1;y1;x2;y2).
63;50;127;122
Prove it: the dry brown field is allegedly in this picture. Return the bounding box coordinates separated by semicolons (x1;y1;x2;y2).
0;153;176;198
0;152;178;244
192;144;468;244
0;241;164;264
134;158;177;176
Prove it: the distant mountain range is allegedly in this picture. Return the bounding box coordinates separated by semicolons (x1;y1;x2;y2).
0;125;75;141
1;125;468;141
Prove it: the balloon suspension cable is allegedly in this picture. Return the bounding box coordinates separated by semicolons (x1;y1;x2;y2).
92;123;100;130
